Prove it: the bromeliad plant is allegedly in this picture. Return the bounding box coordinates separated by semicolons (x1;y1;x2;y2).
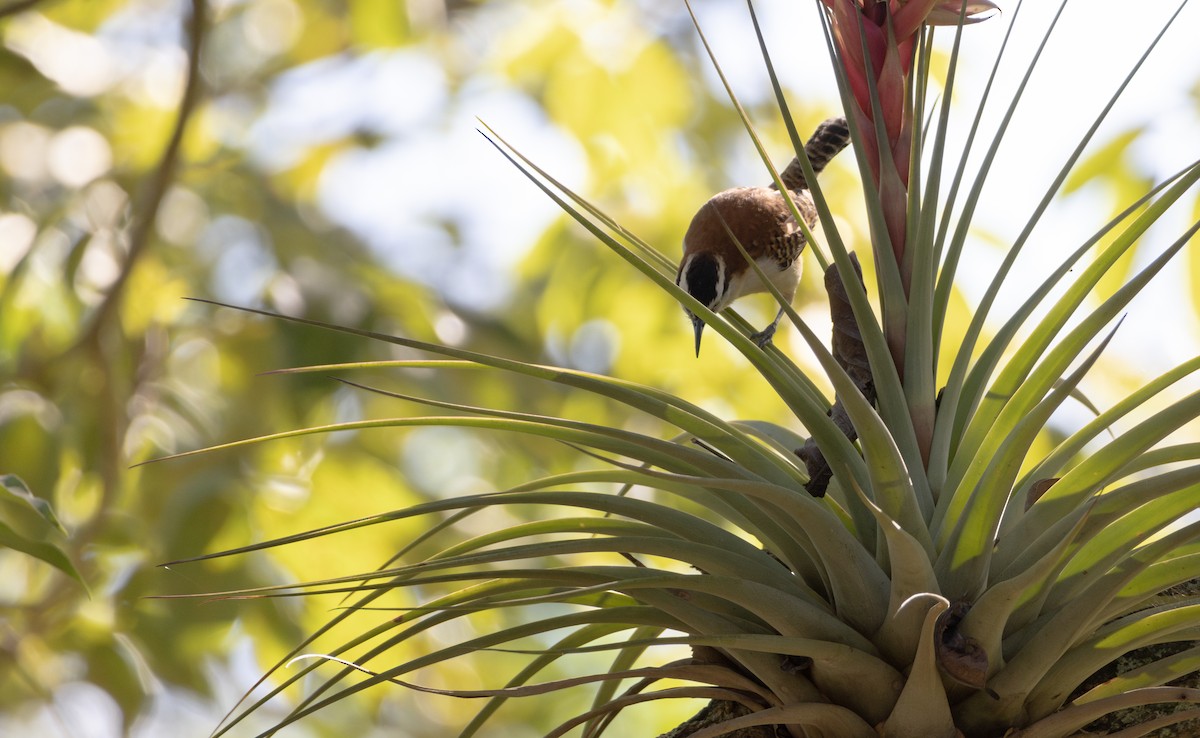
154;0;1200;736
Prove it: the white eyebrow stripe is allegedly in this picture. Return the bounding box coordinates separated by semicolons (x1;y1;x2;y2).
714;256;725;307
676;253;694;293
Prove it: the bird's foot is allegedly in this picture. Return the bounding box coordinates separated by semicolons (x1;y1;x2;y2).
749;324;777;349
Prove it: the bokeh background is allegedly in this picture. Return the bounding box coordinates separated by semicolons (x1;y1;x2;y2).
1;0;1199;735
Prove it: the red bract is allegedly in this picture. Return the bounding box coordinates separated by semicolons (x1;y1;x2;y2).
824;0;996;182
822;0;996;278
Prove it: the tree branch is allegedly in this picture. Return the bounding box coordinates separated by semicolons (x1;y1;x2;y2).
797;252;875;496
74;0;208;350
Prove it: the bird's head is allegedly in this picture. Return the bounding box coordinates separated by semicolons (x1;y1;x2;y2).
675;251;731;357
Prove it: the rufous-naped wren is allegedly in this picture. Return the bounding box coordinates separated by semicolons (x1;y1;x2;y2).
676;116;850;355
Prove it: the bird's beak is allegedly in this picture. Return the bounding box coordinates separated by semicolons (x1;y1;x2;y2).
692;316;705;357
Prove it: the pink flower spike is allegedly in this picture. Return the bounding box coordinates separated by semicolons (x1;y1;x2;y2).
876;38;907;145
830;0;869;73
892;0;942;40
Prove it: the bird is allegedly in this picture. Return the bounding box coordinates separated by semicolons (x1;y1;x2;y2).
676;116;851;356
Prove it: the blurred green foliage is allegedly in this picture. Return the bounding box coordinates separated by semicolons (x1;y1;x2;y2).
0;0;1195;735
0;1;850;734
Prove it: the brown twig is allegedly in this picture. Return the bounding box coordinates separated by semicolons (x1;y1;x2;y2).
796;252;875;497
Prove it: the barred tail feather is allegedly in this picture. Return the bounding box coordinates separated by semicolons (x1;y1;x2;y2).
776;116;851;192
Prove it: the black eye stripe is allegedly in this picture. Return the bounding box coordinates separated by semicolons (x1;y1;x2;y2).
684;253;720;308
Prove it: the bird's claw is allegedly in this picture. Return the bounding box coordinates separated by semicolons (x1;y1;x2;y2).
749;325;777;349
